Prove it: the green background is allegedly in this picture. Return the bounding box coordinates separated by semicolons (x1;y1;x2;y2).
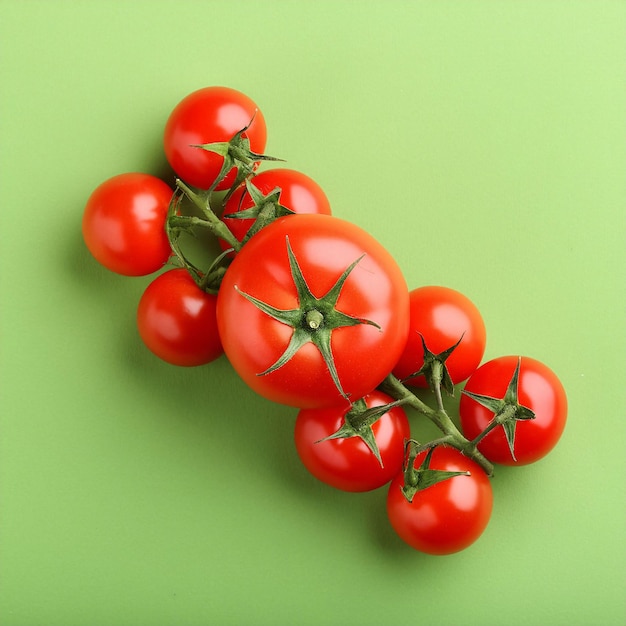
1;1;624;625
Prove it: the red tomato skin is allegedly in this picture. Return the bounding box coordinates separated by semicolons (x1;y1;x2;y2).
459;356;567;465
137;269;223;367
82;173;173;276
221;168;332;246
216;214;410;409
163;86;267;190
393;286;486;387
294;391;411;492
386;447;493;555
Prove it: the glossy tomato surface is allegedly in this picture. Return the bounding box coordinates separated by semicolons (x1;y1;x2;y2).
459;356;567;465
294;390;411;492
82;173;173;276
386;446;493;555
221;168;332;246
393;286;486;387
216;214;410;408
137;269;223;367
163;86;267;190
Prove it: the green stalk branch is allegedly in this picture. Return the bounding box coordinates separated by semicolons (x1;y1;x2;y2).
174;179;242;252
379;374;494;476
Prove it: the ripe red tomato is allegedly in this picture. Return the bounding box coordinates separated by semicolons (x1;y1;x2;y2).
393;286;486;388
294;390;411;492
216;214;410;408
459;356;567;465
163;86;267;190
137;269;223;367
82;173;173;276
386;446;493;555
221;168;332;247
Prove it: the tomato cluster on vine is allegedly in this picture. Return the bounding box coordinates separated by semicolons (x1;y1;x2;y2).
82;86;568;555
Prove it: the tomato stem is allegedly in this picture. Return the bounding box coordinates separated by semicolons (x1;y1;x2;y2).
380;374;494;476
174;179;242;252
430;360;446;413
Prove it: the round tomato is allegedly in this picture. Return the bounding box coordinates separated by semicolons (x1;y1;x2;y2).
216;214;410;409
459;356;567;465
294;390;411;492
82;173;173;276
137;269;223;367
386;446;493;555
163;86;267;191
221;168;332;248
392;286;486;388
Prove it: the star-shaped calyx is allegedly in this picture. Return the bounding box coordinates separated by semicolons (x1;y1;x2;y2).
223;178;295;242
405;333;464;397
462;358;535;462
192;114;283;195
316;397;408;467
401;443;470;503
235;236;380;400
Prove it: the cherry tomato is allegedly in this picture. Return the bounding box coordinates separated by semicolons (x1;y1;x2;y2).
163;86;267;190
459;356;567;465
82;173;173;276
392;286;486;387
294;391;411;492
386;446;493;555
221;168;332;248
137;269;223;367
216;214;410;409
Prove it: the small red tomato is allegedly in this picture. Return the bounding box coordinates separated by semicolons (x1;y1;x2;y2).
137;269;223;367
386;446;493;555
82;173;173;276
294;391;411;492
221;168;332;247
163;86;267;190
459;356;567;465
393;286;486;387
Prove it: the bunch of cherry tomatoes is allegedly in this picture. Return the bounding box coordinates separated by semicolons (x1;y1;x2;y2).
82;86;568;555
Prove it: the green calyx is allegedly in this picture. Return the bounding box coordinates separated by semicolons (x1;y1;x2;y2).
405;333;463;397
462;358;535;462
191;114;283;195
316;398;409;467
235;235;380;400
223;178;295;243
164;181;239;293
401;443;470;503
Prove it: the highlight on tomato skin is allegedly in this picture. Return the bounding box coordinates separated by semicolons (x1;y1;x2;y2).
82;173;173;277
294;390;411;493
459;355;568;466
386;446;494;555
137;269;223;367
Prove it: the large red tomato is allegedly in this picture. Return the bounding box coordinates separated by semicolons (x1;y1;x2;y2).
163;86;267;191
216;214;410;408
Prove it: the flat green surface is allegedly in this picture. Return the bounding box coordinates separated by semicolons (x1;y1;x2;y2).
1;1;625;625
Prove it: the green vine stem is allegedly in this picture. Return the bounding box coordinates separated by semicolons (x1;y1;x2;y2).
379;374;495;476
171;179;242;252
